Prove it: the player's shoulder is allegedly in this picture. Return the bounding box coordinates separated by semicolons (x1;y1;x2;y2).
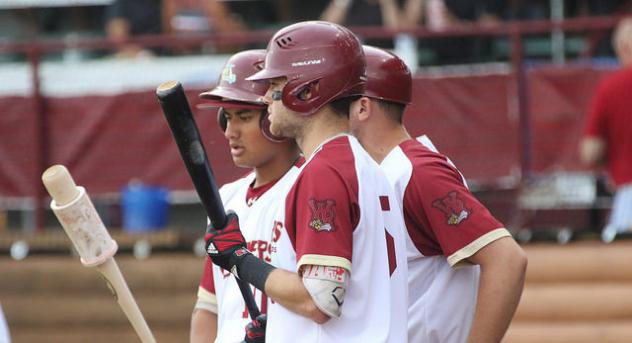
599;67;632;91
288;156;306;174
219;171;254;196
294;136;361;191
320;135;354;155
307;136;354;171
399;139;463;181
610;66;632;81
399;139;450;167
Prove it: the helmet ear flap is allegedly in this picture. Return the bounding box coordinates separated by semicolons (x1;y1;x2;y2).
259;110;286;142
282;78;324;116
217;108;228;132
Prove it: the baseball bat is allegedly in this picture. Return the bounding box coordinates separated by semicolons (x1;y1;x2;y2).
156;81;261;320
42;165;156;343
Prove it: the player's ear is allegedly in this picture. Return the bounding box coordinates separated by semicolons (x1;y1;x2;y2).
352;97;372;122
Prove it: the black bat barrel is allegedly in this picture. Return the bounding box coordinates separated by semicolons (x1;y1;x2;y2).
156;81;262;321
156;81;227;230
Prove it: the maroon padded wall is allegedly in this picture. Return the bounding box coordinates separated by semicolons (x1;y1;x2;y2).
0;66;615;198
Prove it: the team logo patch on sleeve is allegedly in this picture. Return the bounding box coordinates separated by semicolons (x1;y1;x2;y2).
307;198;336;232
432;191;471;226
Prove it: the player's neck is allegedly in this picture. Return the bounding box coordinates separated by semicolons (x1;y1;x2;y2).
296;110;349;159
363;123;410;164
253;148;300;188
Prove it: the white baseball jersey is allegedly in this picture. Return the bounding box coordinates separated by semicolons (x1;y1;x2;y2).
0;304;10;343
196;161;303;343
265;135;409;343
606;182;632;233
381;137;511;343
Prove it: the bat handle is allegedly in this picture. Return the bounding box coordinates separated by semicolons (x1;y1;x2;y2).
220;213;260;319
237;278;261;319
96;258;157;343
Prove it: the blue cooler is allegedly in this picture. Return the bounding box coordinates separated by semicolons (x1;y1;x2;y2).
121;184;169;232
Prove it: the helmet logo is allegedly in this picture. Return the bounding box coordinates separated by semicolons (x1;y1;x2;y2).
291;59;322;67
221;63;237;84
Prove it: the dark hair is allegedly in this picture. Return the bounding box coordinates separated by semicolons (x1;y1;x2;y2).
376;100;406;123
329;95;362;118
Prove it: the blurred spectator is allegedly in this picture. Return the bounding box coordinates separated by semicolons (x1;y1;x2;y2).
105;0;163;58
106;0;262;57
499;0;548;21
214;0;279;30
1;6;106;61
321;0;401;28
163;0;240;35
566;0;625;17
580;17;632;243
318;0;507;64
409;0;505;64
1;6;107;42
422;0;503;30
570;0;630;57
0;10;34;40
275;0;330;24
320;0;407;47
320;0;424;69
163;0;279;53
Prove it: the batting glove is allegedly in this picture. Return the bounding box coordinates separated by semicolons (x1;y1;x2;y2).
242;314;266;343
205;211;249;274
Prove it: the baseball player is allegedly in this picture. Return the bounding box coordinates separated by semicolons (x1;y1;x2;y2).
581;18;632;243
204;21;409;342
348;45;528;343
190;49;302;343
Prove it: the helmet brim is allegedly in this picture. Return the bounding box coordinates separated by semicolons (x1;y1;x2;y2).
200;85;265;104
245;68;287;82
197;99;266;110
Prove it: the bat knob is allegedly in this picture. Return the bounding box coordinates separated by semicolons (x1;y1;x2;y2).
42;164;80;206
156;80;182;98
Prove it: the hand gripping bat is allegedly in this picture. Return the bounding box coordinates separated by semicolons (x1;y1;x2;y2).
155;81;262;321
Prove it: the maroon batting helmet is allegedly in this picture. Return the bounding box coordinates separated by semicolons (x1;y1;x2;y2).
199;49;284;142
363;45;412;105
247;21;366;116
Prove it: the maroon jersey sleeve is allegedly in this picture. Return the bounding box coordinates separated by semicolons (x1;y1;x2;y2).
403;155;509;266
284;151;359;273
197;257;217;305
585;79;610;138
